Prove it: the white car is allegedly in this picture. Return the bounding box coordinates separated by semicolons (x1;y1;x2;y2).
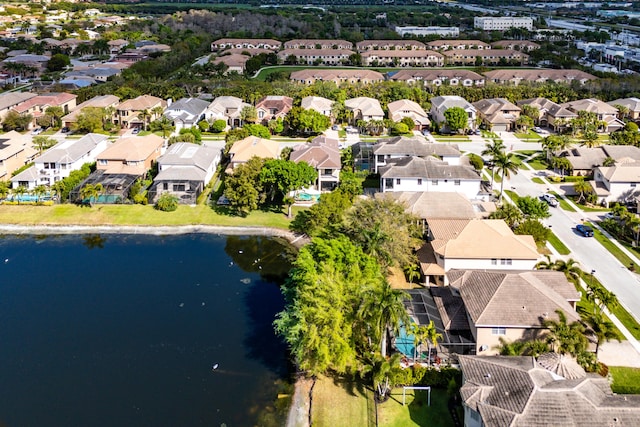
533;127;548;134
541;193;559;207
31;128;43;135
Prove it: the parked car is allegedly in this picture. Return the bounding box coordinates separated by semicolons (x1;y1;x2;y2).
541;193;559;207
61;127;70;133
533;127;548;134
31;128;43;135
132;127;140;135
422;129;431;136
576;224;594;237
216;195;230;205
331;125;339;131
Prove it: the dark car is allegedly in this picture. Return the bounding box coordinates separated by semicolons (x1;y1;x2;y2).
61;127;70;133
576;224;594;237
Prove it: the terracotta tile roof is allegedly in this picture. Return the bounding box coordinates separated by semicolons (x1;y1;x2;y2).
12;92;76;113
117;95;165;112
373;136;460;157
390;69;484;82
229;136;280;164
290;68;385;82
290;139;341;169
484;68;596;83
378;192;477;220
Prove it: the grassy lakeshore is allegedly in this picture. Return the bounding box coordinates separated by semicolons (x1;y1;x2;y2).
0;204;296;229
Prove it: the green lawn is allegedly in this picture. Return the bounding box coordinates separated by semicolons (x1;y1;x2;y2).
531;177;545;185
547;231;571;255
515;150;538;156
515;130;542;142
311;375;372;427
525;156;549;171
504;189;519;203
609;367;640;394
432;135;470;142
378;388;454;427
0;204;293;229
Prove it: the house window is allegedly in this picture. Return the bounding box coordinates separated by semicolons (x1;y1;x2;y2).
417;178;422;185
454;180;461;186
500;259;513;266
385;178;394;188
432;180;438;185
99;159;108;165
396;178;401;185
632;184;637;188
323;169;332;175
492;327;506;335
491;258;497;265
173;184;185;192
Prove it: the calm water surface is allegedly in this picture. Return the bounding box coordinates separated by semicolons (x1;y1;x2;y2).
0;234;296;427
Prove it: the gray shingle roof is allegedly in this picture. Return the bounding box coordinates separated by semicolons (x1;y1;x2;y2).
0;92;36;111
37;133;108;164
164;98;210;124
379;156;480;180
373;136;460;157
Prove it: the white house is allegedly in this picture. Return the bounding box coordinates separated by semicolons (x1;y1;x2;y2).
11;134;109;189
429;96;477;132
344;97;384;122
163;98;210;132
372;136;461;173
592;162;640;205
379;156;482;199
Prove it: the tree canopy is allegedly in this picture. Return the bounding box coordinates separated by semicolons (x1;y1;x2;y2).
444;106;469;133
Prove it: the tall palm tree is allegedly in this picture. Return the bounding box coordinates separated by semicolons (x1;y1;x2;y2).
80;183;104;206
33;185;47;203
574;180;592;204
151;105;165;121
494;152;519;202
13;185;26;204
554;258;582;284
543;309;588;356
137;109;151;131
481;139;506;189
580;312;622;356
361;282;409;357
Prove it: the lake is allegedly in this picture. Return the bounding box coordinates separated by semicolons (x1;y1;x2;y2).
0;233;296;427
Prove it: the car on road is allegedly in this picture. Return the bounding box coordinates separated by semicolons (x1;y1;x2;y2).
604;212;619;220
576;224;594;237
331;125;339;131
541;193;559;207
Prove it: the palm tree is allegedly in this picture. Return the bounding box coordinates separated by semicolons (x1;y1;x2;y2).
481;139;506;189
33;185;47;203
403;263;421;284
13;185;26;204
494;152;519;202
137;109;151;131
80;183;104;206
155;116;174;138
535;254;555;270
489;203;523;228
51;181;66;203
580;312;622;356
371;353;402;400
495;337;528;355
151;105;165;121
574;180;593;204
554;258;582;284
360;282;409;357
543;309;588;356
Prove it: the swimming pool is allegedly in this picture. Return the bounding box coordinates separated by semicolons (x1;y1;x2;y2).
295;192;320;202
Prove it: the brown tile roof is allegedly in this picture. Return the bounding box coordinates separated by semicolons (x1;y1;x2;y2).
484;68;596;83
229;136;280;163
448;269;580;327
290;68;384;82
290;139;341;169
428;39;490;48
12;92;76;113
390;69;484;82
374;136;460;157
360;49;442;59
517;97;577;119
356;39;426;50
97;134;163;175
117;95;165;112
561;98;619;115
379;192;477;220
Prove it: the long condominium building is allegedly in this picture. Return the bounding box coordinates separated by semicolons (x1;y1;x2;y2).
474;16;534;31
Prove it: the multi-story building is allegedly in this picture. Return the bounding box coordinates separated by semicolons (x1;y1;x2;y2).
360;49;443;67
389;69;485;87
443;49;528;66
277;48;354;66
394;26;459;37
474;16;534;31
427;40;491;51
283;39;353;50
290;69;385;85
356;40;426;51
211;38;281;51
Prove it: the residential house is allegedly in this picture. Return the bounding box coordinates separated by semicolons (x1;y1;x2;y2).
426;40;491;51
0;131;35;180
445;269;580;355
300;96;334;118
290;69;384;85
560;144;640;176
11;92;76;128
560;98;624;133
289;135;341;191
11;133;109;189
212;53;249;74
491;40;541;51
430;96;477;132
373;136;462;173
607;97;640;120
417;219;540;285
387;99;430;130
443;49;528;66
107;39;128;54
356;40;427;51
592;161;640;205
345;97;384;123
389;69;485;87
379;192;484;223
360;49;444;67
211;38;282;51
277;48;354;66
0;92;37;120
150;142;220;204
2;53;50;74
379;156;481;198
255;96;293;125
96;134;164;176
115;95;166;129
517;97;577;131
206;96;250;129
163;97;210;132
459;355;640;427
227;136;280;173
473;98;521;132
64;66;121;83
283;39;353;50
61;95;120;128
483;69;596;85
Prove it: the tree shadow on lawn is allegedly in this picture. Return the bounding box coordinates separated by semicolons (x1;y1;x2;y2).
331;373;370;398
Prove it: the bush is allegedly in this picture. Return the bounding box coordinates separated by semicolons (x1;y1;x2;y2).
389;365;461;388
198;120;210;132
467;153;484;170
155;193;178;212
211;119;227;133
514;219;551;244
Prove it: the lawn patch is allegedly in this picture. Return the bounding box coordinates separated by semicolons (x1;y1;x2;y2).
504;189;519;203
311;375;372;427
377;388;454;427
547;231;570;255
585;222;640;272
531;177;545;184
610;366;640;394
515;130;542;142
